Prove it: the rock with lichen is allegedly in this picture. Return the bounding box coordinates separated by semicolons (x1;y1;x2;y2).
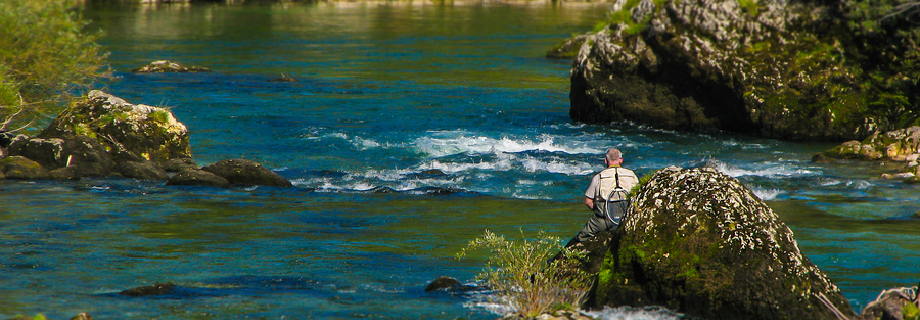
823;126;920;161
590;167;854;320
847;285;920;320
40;90;191;166
819;126;920;184
132;60;211;73
569;0;920;141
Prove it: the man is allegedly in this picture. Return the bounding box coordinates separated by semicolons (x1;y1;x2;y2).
567;148;639;247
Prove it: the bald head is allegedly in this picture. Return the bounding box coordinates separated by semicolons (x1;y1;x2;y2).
605;148;622;163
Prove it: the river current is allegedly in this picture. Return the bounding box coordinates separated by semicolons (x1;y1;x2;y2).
1;2;918;319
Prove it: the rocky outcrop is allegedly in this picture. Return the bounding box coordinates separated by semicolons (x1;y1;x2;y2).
0;91;292;187
41;90;191;165
590;167;854;320
201;159;293;187
3;90;190;181
569;0;920;141
132;60;211;73
819;126;920;183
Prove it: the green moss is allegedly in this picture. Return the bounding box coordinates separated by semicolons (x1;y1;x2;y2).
904;301;919;320
737;0;758;16
149;109;170;125
72;123;96;139
597;269;612;286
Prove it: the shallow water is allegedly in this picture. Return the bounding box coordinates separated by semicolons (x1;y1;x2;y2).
1;1;918;319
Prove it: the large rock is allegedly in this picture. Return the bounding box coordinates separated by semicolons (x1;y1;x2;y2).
41;90;191;166
201;159;292;187
0;156;50;180
9;134;117;177
6;136;64;169
590;167;854;320
569;0;920;141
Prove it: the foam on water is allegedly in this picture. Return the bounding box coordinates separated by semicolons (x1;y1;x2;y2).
413;131;602;157
586;306;685;320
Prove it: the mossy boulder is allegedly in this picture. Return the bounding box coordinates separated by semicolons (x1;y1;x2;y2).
41;90;191;166
132;60;211;73
201;159;292;187
569;0;920;141
0;156;50;180
590;167;854;320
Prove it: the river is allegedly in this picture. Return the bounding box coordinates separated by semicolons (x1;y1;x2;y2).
1;1;918;319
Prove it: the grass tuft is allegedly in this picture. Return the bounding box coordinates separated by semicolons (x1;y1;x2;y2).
457;230;595;318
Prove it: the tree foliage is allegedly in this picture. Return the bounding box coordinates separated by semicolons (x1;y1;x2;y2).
0;0;106;133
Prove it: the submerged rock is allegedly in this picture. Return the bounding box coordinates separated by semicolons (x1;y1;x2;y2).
546;33;591;60
119;282;176;297
590;167;854;320
425;276;462;292
268;75;297;82
132;60;211;73
201;158;292;187
568;0;920;141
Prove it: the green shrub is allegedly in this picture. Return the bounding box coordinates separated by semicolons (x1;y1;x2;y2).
456;230;595;318
0;0;106;133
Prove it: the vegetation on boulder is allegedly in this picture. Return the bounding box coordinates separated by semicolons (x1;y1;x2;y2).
457;230;595;318
590;167;854;319
569;0;920;141
40;90;192;165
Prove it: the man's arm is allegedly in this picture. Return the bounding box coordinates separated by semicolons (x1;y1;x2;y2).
584;197;594;210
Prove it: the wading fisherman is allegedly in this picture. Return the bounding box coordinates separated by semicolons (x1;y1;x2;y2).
566;148;638;247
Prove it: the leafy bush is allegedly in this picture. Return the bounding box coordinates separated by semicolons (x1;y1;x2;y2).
0;0;106;133
456;230;595;318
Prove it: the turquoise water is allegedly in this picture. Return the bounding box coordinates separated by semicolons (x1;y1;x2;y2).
1;2;919;319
